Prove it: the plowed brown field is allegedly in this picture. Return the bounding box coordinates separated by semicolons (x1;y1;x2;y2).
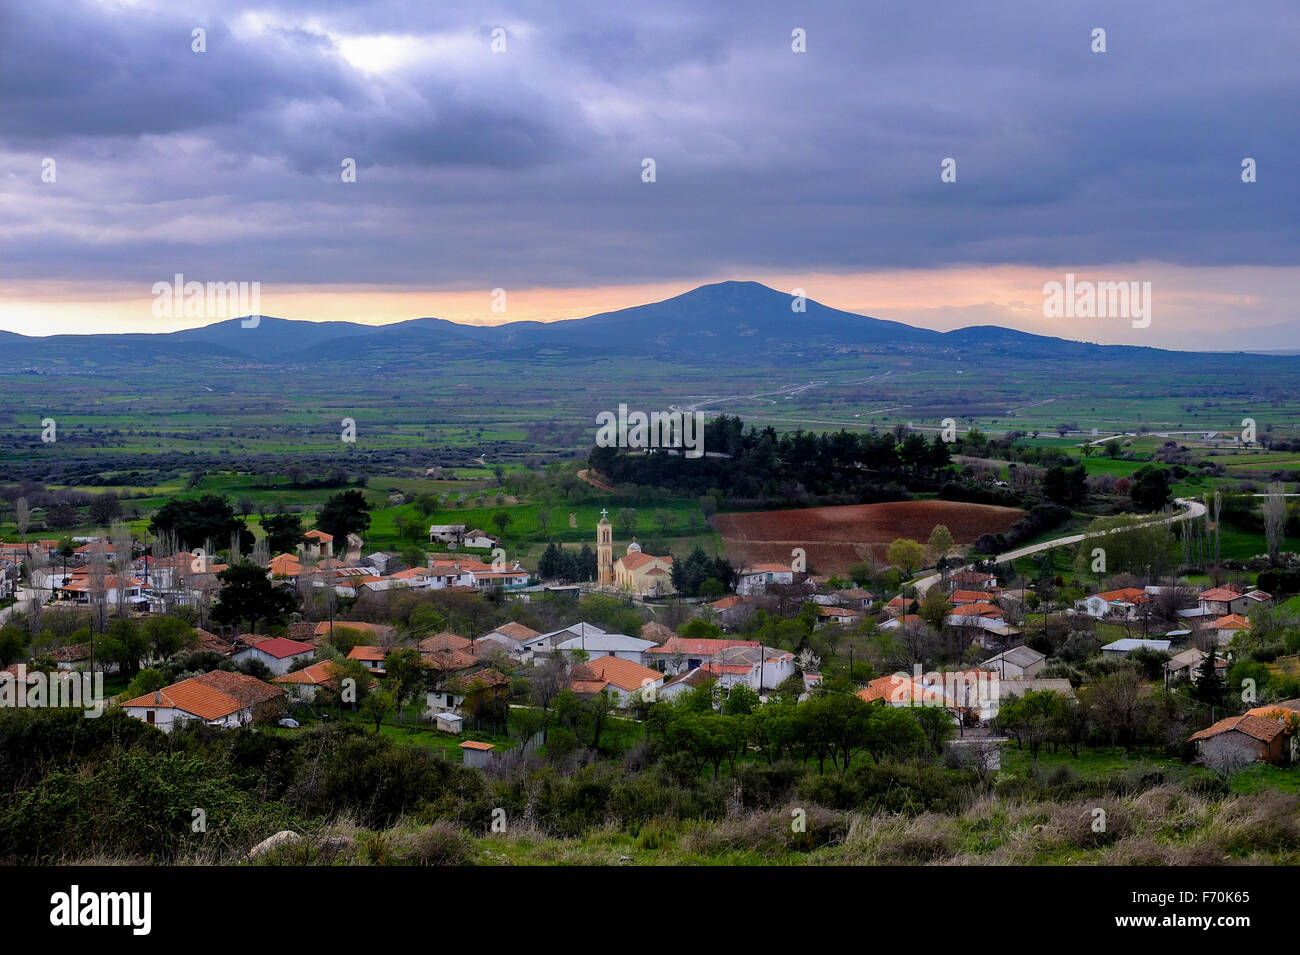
714;500;1025;574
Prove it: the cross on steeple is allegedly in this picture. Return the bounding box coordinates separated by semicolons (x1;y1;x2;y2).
600;508;608;518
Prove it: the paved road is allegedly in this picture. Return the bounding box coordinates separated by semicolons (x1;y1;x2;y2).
913;497;1208;595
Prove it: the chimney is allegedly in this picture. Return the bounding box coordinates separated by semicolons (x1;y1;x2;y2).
154;690;161;704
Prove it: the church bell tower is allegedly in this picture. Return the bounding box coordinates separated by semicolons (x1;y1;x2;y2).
597;509;613;587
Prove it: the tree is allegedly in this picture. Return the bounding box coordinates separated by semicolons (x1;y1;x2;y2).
384;648;426;723
89;492;123;526
919;586;952;632
490;511;512;537
1192;647;1226;707
1043;464;1088;506
615;508;638;537
317;489;372;548
1263;482;1287;564
927;524;954;564
150;494;253;554
15;497;31;552
1129;466;1172;512
1103;438;1123;459
886;538;926;578
262;513;306;555
361;690;395;732
211;564;296;632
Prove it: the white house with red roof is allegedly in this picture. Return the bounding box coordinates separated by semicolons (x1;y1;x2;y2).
231;637;317;676
647;636;761;675
736;562;795;595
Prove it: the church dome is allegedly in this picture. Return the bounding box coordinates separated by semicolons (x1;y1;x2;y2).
627;540;642;553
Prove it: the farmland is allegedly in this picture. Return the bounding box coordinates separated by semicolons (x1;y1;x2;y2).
712;500;1026;573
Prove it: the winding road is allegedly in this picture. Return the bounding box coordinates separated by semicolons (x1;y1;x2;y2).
912;496;1208;595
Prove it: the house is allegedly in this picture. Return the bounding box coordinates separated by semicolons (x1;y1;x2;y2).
1197;586;1265;617
832;588;875;610
459;739;495;768
419;631;473;654
950;570;997;592
568;656;663;706
1101;638;1171;657
525;622;607;658
950;590;996;606
1164;648;1227;687
425;667;511;713
554;632;657;665
1078;587;1151;619
1190;714;1290;764
815;606;863;628
274;660;347;702
879;613;925;632
347;645;387;674
50;643;93;671
697;645;795;696
736;563;795;596
266;553;304;580
646;636;761;675
299;529;334;561
231;637;316;676
979;645;1046;680
707;595;756;629
885;596;917;618
120;670;283;732
1210;614;1251;647
461;529;499;550
946;602;1006;629
429;524;468;544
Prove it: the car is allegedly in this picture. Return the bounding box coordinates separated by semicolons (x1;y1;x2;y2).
278;717;300;728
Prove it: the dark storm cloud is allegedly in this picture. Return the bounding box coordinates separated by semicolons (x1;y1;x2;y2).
0;0;1297;288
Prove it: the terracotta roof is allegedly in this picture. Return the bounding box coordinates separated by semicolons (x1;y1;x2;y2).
274;660;345;686
50;642;91;662
194;628;232;655
570;656;662;693
618;551;672;571
742;563;792;575
487;621;540;642
347;645;387;662
421;648;478;671
267;553;303;576
1095;587;1150;604
1190;714;1287;743
240;637;316;659
316;620;395;640
459;668;510;689
951;590;995;604
951;602;1003;617
122;670;282;721
419;632;473;653
459;740;495;751
304;529;334;542
1212;614;1251;630
1199;586;1243;601
647;636;760;656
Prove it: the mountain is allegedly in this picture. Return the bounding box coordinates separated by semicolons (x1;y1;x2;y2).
0;280;1244;367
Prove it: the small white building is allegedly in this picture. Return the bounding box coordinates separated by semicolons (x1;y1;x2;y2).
231;637;317;676
1101;638;1171;657
554;632;656;665
736;563;795;596
435;712;464;733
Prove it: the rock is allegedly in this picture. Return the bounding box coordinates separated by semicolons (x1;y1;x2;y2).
248;830;301;861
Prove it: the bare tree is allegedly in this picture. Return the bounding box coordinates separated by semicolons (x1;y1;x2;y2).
1263;481;1286;564
88;540;109;634
110;523;134;618
1198;735;1256;779
15;497;30;553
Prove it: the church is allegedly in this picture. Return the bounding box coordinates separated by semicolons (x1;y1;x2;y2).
597;510;675;597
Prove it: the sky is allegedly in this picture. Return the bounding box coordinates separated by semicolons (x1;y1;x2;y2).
1;0;1297;349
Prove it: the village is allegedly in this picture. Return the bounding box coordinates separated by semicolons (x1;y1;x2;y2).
2;498;1296;781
